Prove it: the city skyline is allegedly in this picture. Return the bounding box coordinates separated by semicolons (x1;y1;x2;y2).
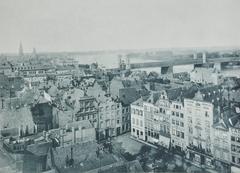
1;0;240;53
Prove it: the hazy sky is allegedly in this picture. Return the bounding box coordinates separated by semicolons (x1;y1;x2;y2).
0;0;240;53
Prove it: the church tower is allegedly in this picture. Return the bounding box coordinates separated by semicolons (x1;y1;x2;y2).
18;42;24;56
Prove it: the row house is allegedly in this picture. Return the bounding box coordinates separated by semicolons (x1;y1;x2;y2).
212;113;231;169
170;99;185;152
131;85;240;170
229;115;240;168
87;80;123;138
131;98;145;141
110;77;147;133
98;96;122;139
184;91;215;167
74;96;98;126
131;88;183;149
144;91;171;148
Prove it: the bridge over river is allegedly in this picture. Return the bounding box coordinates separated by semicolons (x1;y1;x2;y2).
129;55;240;74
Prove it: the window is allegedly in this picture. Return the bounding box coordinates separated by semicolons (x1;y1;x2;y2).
180;113;184;118
172;111;175;116
176;112;179;117
237;137;240;143
176;121;179;126
137;130;139;135
181;132;184;139
180;122;184;127
136;110;139;115
205;111;209;117
172;119;175;124
176;131;180;137
132;128;135;132
232;156;236;163
172;129;176;135
231;145;236;152
140;131;143;136
117;120;120;124
231;136;235;141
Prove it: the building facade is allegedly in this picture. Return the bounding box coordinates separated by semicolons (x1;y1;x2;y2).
184;92;214;167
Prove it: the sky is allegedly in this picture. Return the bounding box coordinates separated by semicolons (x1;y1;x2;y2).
0;0;240;53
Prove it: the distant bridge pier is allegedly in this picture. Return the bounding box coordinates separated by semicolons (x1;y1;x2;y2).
161;66;173;75
214;62;222;71
193;64;204;69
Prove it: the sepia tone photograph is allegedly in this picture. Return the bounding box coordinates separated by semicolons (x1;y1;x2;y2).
0;0;240;172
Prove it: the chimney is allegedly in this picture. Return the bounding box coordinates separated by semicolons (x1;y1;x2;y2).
70;147;73;160
72;127;76;144
218;105;221;114
19;125;23;138
34;125;38;133
79;126;82;141
60;129;64;146
65;124;69;130
43;131;47;140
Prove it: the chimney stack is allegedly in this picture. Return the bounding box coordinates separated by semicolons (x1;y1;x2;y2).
79;126;82;141
72;127;76;144
60;129;64;146
70;147;73;160
43;131;47;140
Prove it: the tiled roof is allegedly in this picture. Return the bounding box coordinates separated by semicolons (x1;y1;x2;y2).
0;106;35;130
119;87;140;106
26;141;51;156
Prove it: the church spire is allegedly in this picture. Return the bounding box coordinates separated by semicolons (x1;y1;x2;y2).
32;48;38;59
19;41;24;56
